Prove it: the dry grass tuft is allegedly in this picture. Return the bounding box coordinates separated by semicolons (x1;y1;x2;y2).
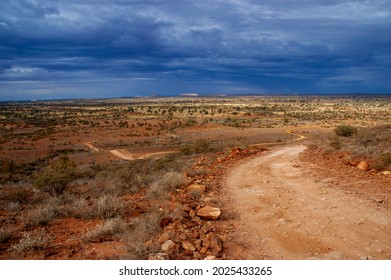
92;195;125;219
149;171;188;198
66;197;90;219
124;211;161;259
11;229;49;253
82;217;127;242
22;204;59;227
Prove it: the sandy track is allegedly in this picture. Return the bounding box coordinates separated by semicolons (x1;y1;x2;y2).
84;142;101;152
85;142;176;160
109;149;135;160
224;145;391;259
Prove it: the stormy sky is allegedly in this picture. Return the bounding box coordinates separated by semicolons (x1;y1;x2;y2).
0;0;390;100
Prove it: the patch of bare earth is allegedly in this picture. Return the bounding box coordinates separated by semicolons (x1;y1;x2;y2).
221;145;391;260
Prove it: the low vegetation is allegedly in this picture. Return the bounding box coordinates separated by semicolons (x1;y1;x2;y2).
334;124;358;137
312;124;391;170
149;171;189;198
0;95;390;260
33;156;78;196
82;218;128;242
11;229;49;254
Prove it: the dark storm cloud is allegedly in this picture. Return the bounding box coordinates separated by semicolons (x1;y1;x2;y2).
0;0;390;100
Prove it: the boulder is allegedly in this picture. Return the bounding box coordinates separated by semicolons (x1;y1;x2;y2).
382;171;391;175
357;161;369;171
161;240;175;252
197;206;221;220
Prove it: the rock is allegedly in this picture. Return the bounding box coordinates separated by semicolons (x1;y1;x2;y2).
187;184;206;194
357;161;369;171
158;232;173;244
208;232;223;253
189;230;200;239
189;209;196;219
202;237;210;249
200;247;208;254
159;216;173;228
148;253;169;260
370;197;384;204
178;232;188;241
161;240;175;252
197;206;221;220
183;249;194;256
382;171;391;175
193;252;202;260
181;241;196;251
204;255;216;260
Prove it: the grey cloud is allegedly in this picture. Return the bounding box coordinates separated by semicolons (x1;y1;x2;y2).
0;0;390;100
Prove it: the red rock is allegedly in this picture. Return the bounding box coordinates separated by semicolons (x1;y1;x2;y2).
181;241;196;251
208;232;223;253
161;240;175;252
183;249;193;256
197;206;221;220
357;161;369;171
189;209;196;219
202;238;210;249
159;216;173;228
200;247;208;254
148;253;169;260
158;232;172;244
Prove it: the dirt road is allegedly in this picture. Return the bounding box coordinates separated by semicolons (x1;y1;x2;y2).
85;142;176;160
224;145;391;259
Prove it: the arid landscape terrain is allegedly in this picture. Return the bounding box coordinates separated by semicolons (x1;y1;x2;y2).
0;95;390;260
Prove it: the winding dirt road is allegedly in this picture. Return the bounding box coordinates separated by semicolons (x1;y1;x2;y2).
224;145;391;259
84;142;176;160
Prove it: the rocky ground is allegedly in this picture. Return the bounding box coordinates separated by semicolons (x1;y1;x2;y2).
151;142;390;260
1;140;389;260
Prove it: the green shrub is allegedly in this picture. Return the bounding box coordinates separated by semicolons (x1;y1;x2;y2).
33;156;77;196
334;125;358;137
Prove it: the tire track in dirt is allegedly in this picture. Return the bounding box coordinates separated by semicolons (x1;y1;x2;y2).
224;145;391;259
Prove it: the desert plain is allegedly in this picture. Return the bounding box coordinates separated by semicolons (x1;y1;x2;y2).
0;94;390;260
